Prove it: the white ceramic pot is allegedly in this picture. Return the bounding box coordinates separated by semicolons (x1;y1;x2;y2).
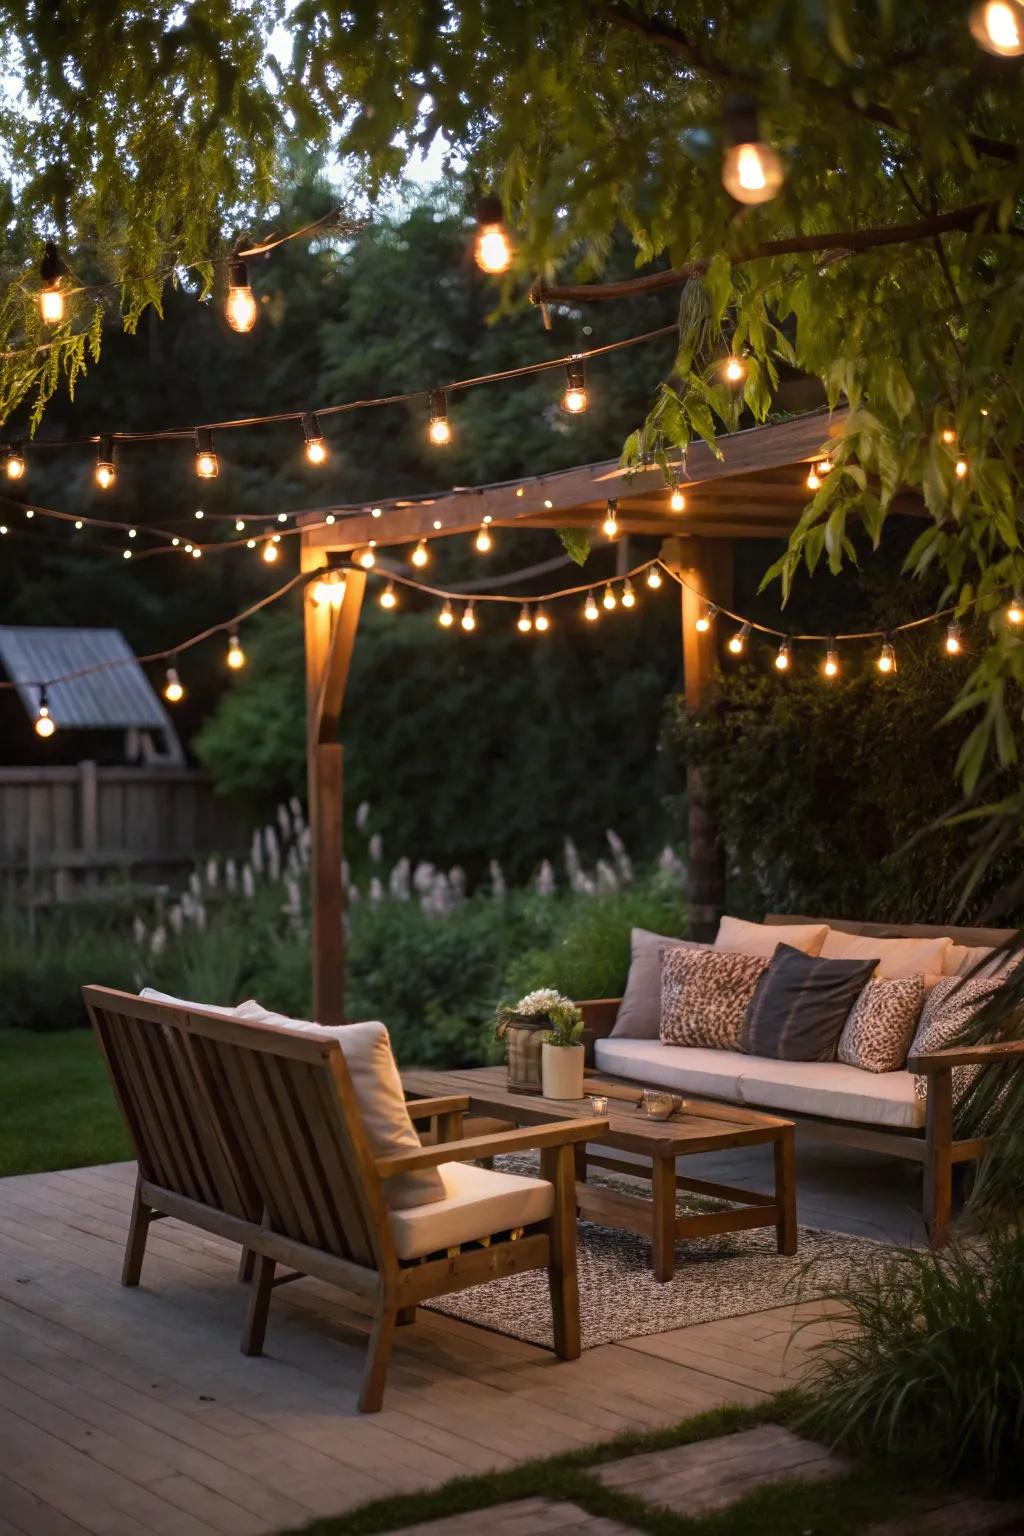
541;1042;585;1100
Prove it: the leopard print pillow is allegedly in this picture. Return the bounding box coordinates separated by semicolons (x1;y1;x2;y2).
908;973;1007;1104
837;976;925;1073
660;946;769;1050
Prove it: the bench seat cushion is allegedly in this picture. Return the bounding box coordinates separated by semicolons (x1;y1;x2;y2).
388;1160;554;1260
595;1037;925;1130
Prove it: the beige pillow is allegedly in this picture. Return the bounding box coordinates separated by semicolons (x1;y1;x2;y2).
714;914;829;960
234;1003;445;1211
820;931;951;979
943;943;1002;978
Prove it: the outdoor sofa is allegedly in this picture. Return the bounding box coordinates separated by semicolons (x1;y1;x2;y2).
580;914;1024;1246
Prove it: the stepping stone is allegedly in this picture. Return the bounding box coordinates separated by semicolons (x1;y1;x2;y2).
865;1495;1024;1535
595;1423;850;1516
381;1499;638;1534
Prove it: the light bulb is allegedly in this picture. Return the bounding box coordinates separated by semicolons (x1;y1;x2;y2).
194;428;218;479
25;508;33;518
621;580;637;609
235;519;245;532
695;604;717;633
474;195;512;273
728;622;751;655
428;390;451;445
955;458;968;480
806;468;821;492
164;667;184;703
940;427;957;446
354;547;375;569
1008;594;1024;625
95;437;116;489
34;693;56;737
945;622;962;655
191;547;201;559
380;583;397;609
646;565;663;589
277;512;287;524
670;485;686;513
39;286;65;324
817;457;834;475
225;259;257;333
722;141;785;204
411;539;429;567
562;359;588;414
245;538;255;549
439;600;454;628
303;412;327;464
475;524;492;553
5;448;25;481
602;583;617;611
38;242;66;325
877;641;896;675
584;590;599;622
122;549;132;560
262;540;278;563
313;571;346;608
74;520;83;530
128;528;137;539
461;602;476;631
971;0;1024;54
602;499;619;539
724;355;746;384
823;645;840;679
535;607;550;632
226;634;246;670
517;604;533;633
774;640;791;671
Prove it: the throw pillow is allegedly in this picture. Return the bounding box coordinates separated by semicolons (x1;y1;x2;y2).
714;914;829;959
819;930;951;979
611;929;709;1038
660;946;769;1050
741;944;877;1062
837;976;925;1073
907;974;1007;1105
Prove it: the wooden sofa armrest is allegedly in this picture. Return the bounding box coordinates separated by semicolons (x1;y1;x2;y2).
578;998;622;1066
376;1116;608;1179
404;1094;472;1121
910;1039;1024;1072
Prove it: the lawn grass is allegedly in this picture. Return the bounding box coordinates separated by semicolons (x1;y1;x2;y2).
0;1029;130;1176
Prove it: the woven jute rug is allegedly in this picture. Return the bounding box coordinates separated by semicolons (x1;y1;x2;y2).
423;1156;884;1350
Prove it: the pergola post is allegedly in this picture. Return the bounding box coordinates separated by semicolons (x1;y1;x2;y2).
301;544;365;1024
663;535;734;941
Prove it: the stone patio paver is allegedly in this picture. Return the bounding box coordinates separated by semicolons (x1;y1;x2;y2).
595;1423;850;1515
865;1495;1024;1535
381;1498;639;1534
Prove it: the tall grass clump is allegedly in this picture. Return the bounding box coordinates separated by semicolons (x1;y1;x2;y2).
802;1224;1024;1490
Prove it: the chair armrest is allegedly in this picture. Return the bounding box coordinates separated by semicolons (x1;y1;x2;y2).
578;998;622;1066
376;1116;608;1179
910;1039;1024;1072
404;1094;471;1122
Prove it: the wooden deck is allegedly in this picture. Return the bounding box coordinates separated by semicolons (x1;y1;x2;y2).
0;1159;840;1536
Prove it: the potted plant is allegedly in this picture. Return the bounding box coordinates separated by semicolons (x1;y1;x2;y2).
494;989;584;1097
539;993;585;1099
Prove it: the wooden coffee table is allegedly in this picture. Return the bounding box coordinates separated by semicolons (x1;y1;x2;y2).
402;1066;797;1282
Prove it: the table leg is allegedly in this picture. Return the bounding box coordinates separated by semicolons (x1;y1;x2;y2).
774;1129;797;1255
651;1154;677;1282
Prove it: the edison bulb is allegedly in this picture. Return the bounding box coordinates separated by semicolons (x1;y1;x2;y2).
226;635;246;669
806;469;821;492
621;581;636;609
1008;596;1024;625
34;706;56;738
96;461;115;490
602;584;617;611
602;508;618;539
475;525;492;553
584;591;599;622
305;437;328;465
380;584;397;609
39;287;65;324
429;416;451;446
823;649;839;678
439;601;454;627
722;141;785;204
164;668;185;703
196;450;218;479
225;283;257;334
877;643;896;674
775;643;791;672
6;452;25;481
535;608;550;632
955;458;968;480
517;605;533;633
646;566;663;589
355;548;375;569
945;625;962;655
461;603;476;631
724;355;746;384
670;487;686;513
262;541;279;563
475;224;512;274
411;540;429;567
971;0;1024;54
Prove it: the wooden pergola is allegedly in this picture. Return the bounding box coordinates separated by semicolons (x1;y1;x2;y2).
297;406;922;1023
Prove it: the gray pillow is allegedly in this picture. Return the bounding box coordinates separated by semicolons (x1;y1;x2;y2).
611;928;708;1038
740;943;877;1062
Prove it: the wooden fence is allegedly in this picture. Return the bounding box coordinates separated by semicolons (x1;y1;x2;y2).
0;762;245;904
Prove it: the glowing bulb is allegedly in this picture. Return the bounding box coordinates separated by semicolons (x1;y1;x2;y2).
123;549;132;560
5;449;26;481
945;622;962;655
602;499;619;539
38;242;65;325
695;604;717;633
128;528;137;539
25;508;33;518
39;286;65;324
163;667;184;704
313;571;346;608
670;485;686;513
955;457;968;479
326;514;336;524
621;580;637;609
74;520;83;530
194;429;218;479
724;355;746;384
303;412;327;464
354;547;375;569
535;607;550;632
439;600;454;627
971;0;1024;54
940;427;957;446
474;195;512;273
584;591;599;622
235;519;245;532
246;538;255;549
517;604;533;633
877;641;896;675
562;358;588;414
34;693;56;737
172;536;180;546
461;602;476;632
95;437;115;489
428;390;451;445
728;622;751;655
1008;595;1024;625
475;523;492;553
774;640;791;671
817;457;834;475
380;583;397;609
411;539;429;568
262;540;279;563
602;583;617;611
195;509;204;520
225;259;257;333
277;513;288;524
806;468;821;492
646;565;663;589
192;547;201;559
823;645;840;679
722;140;785;204
226;633;246;670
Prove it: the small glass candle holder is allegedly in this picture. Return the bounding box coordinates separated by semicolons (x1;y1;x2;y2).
641;1089;674;1121
589;1093;609;1115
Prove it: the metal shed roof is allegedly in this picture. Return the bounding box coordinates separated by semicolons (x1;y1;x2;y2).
0;627;174;732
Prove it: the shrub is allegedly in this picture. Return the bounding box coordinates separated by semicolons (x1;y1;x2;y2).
0;910;139;1032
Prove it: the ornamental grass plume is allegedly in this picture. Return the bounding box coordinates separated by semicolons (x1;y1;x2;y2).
606;828;634;884
535;859;556;896
489;859;507;900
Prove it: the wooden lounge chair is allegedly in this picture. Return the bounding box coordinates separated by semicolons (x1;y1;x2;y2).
84;986;604;1411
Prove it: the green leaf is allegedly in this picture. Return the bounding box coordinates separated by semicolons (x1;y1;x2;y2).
558;527;591;566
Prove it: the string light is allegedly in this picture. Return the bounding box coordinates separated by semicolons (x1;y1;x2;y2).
313;570;346;608
723;355;746;385
695;603;718;633
235;519;246;532
955;457;969;480
562;357;588;414
945;621;963;655
195;509;204;520
646;566;663;589
602;582;617;611
262;539;279;563
1007;594;1024;625
225;258;257;333
411;539;429;568
806;466;821;492
122;549;132;560
721;96;785;205
940;427;957;446
24;508;33;518
94;437;116;490
74;520;83;530
474;522;493;553
194;428;218;479
535;606;550;632
621;579;636;609
817;456;834;475
34;686;56;737
428;390;451;445
517;604;533;633
970;0;1024;54
277;512;288;523
461;602;476;631
774;639;791;672
877;639;897;675
823;641;840;678
5;446;26;481
669;479;686;513
354;547;375;569
38;243;66;324
303;412;327;465
474;194;512;274
584;590;599;622
602;498;619;539
128;528;137;539
163;665;184;704
728;622;751;655
439;600;455;628
226;633;246;669
380;582;397;609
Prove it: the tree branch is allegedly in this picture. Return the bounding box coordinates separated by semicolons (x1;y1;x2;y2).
532;203;1000;304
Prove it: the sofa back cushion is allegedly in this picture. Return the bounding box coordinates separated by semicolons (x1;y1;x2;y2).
819;930;951;979
660;947;769;1050
741;944;877;1062
907;974;1008;1107
233;1003;445;1211
837;976;925;1073
611;928;709;1039
714;914;829;959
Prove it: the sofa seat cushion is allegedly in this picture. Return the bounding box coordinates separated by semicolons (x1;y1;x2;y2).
387;1160;553;1261
594;1037;925;1130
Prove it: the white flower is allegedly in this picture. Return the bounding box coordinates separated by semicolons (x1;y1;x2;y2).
356;800;371;831
659;845;686;883
132;915;148;947
250;830;264;876
606;829;633;884
448;865;465;899
596;858;619;893
225;857;238;893
241;864;256;900
205;855;219;889
489;859;507;901
369;832;383;863
389;857;411;901
265;827;280;882
189;871;202;899
535;859;556;897
515;988;572;1016
150;925;167;957
412;861;435;895
168;903;184;935
369;876;384;904
277;803;291;841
